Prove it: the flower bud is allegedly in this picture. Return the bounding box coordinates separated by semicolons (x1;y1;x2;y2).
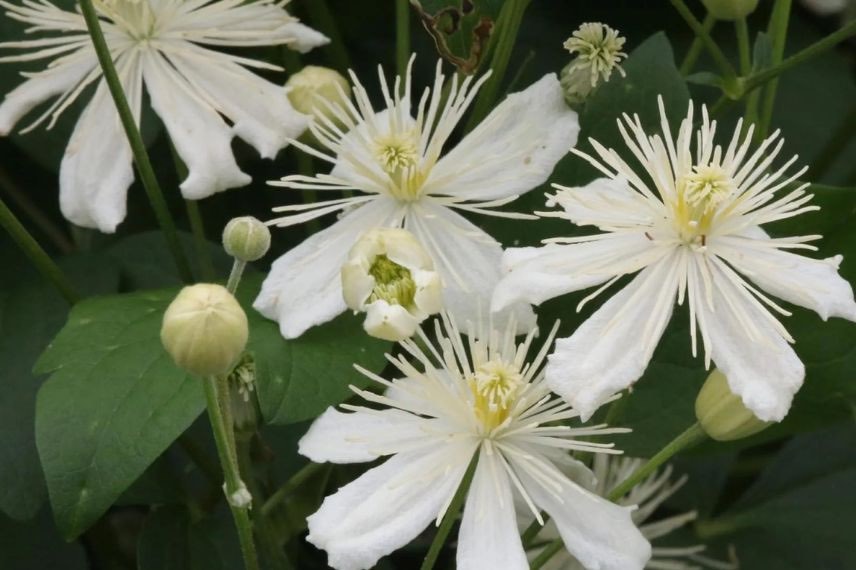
161;284;249;377
701;0;760;20
561;22;627;106
222;216;271;262
341;228;442;342
286;66;352;130
695;369;771;441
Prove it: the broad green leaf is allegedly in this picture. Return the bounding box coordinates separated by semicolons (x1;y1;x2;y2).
0;508;88;570
34;289;205;539
137;506;242;570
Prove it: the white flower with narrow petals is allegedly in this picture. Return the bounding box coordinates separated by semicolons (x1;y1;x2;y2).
493;98;856;422
561;22;627;104
298;314;651;570
254;57;579;339
0;0;328;232
530;455;739;570
341;227;442;341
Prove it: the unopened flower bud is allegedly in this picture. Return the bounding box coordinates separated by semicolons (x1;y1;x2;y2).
701;0;760;20
286;66;351;130
561;22;627;106
341;228;442;342
161;284;249;377
222;216;271;262
695;369;771;441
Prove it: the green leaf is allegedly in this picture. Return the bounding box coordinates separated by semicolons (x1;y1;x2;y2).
34;288;205;539
0;508;88;570
235;273;390;425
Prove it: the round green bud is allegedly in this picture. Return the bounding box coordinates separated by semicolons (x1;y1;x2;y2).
222;216;271;262
286;66;351;128
701;0;760;20
161;284;249;377
695;369;771;441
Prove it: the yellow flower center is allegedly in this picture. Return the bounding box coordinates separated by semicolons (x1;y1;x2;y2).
373;131;425;202
94;0;158;42
368;255;416;307
468;360;524;432
674;164;736;246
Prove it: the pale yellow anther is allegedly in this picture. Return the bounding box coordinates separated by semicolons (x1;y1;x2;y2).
468;360;524;431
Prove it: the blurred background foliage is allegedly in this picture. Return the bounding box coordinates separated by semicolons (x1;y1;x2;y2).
0;0;854;568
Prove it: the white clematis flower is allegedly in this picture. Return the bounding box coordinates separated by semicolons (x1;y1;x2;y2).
0;0;328;232
530;455;738;570
254;57;579;339
561;22;627;104
493;98;856;422
298;313;651;570
341;227;442;341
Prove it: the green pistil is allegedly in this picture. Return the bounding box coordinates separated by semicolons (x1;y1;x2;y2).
368;255;416;307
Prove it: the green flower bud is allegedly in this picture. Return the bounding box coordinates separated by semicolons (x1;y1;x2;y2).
286;65;352;129
161;284;249;377
701;0;760;20
695;369;771;441
222;216;271;262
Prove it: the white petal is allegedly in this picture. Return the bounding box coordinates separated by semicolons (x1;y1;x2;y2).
548;177;658;229
163;46;308;159
254;199;403;339
492;234;661;312
307;444;475;570
457;450;528;570
424;74;579;201
546;252;681;421
699;263;805;422
0;52;95;135
524;474;651;570
407;202;536;332
279;21;331;53
363;300;420;341
58;54;141;232
715;235;856;322
298;407;430;463
142;52;250;199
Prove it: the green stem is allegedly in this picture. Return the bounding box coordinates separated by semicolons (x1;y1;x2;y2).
303;0;351;73
529;540;565;570
465;0;530;131
260;462;327;518
809;103;856;180
0;197;79;304
520;514;550;547
670;0;738;81
745;19;856;94
680;12;715;75
203;375;259;570
77;0;192;283
169;142;214;282
0;163;74;254
226;258;247;296
419;451;480;570
396;0;411;79
735;18;759;126
759;0;792;138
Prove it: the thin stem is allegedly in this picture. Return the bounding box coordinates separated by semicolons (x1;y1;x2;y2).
261;462;327;518
680;12;715;75
0;163;73;254
529;540;564;570
670;0;738;81
759;0;792;138
396;0;411;78
465;0;530;131
520;514;550;547
203;375;259;570
226;259;247;295
809;103;856;180
420;451;480;570
77;0;192;283
303;0;351;73
735;18;759;126
169;142;214;282
745;19;856;94
0;197;79;304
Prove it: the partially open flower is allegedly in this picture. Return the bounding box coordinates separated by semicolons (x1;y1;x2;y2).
341;228;442;341
561;23;627;105
286;66;352;133
161;284;248;377
696;369;771;441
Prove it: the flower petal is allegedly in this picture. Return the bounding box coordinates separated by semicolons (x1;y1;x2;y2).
524;474;651;570
58;53;141;232
715;234;856;322
457;450;528;570
546;252;681;421
163;45;308;159
254;199;403;339
406;202;536;332
307;444;475;570
492;234;662;312
548;177;659;230
698;260;805;422
424;73;579;201
298;407;430;464
363;300;420;341
142;51;250;199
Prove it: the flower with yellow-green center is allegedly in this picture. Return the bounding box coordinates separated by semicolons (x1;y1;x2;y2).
493;97;856;423
561;22;627;104
341;228;442;341
0;0;327;232
298;313;651;570
255;56;580;339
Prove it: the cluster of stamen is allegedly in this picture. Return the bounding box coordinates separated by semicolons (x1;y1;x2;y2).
373;131;424;201
674;164;736;247
94;0;158;42
367;255;416;307
467;360;524;432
